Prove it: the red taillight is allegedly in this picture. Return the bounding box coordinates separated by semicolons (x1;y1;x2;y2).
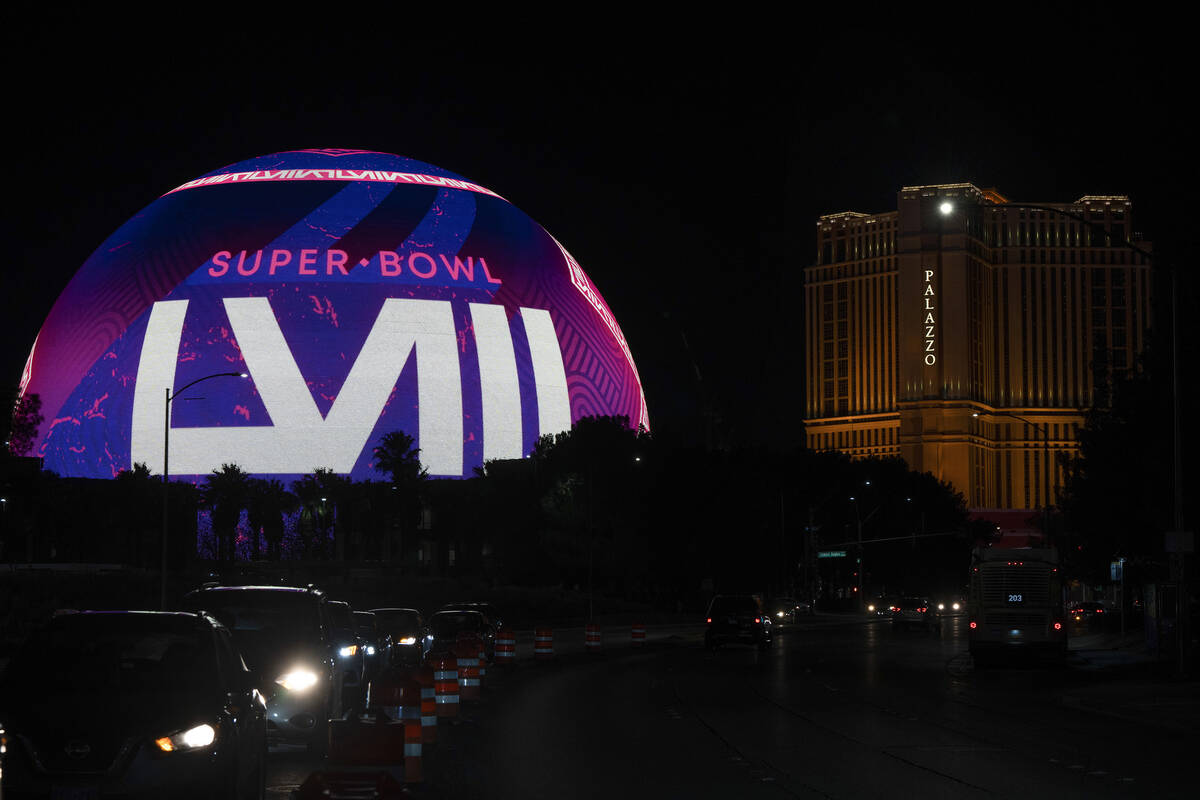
917;607;927;613
754;617;761;624
706;617;712;624
969;621;977;629
1096;609;1104;614
890;606;899;612
1054;622;1063;630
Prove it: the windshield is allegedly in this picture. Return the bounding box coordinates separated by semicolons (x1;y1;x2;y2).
183;590;321;645
373;609;422;632
431;612;483;636
709;597;759;615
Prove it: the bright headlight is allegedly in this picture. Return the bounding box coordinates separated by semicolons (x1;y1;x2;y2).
938;603;945;611
868;604;875;612
154;723;216;753
366;645;376;655
275;668;319;692
777;611;785;617
339;645;359;658
397;636;418;645
953;602;960;610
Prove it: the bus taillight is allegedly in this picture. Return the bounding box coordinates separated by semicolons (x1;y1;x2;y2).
969;621;977;629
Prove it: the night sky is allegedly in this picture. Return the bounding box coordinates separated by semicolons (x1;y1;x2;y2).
6;21;1193;450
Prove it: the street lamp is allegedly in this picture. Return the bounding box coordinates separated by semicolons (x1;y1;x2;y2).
161;371;247;610
849;487;880;602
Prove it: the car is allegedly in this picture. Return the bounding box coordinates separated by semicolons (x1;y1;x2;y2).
770;597;812;624
0;610;266;799
353;610;388;682
866;597;896;617
704;595;773;650
370;607;426;666
1068;601;1108;623
327;600;366;693
439;602;505;631
935;596;966;616
180;584;346;753
890;597;941;631
425;609;495;661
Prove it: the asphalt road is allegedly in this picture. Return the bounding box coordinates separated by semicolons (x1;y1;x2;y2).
268;617;1196;799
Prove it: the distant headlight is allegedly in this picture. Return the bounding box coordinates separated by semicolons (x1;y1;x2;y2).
365;645;376;656
938;603;945;611
868;604;875;612
154;722;216;753
339;645;359;658
777;611;785;618
397;636;418;645
276;668;320;692
952;602;961;610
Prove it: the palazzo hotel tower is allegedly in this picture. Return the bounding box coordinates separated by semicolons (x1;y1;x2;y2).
803;183;1153;516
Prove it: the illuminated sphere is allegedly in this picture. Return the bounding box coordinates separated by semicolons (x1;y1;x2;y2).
20;149;647;480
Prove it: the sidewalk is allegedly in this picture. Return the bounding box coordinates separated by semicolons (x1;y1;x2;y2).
1061;629;1200;733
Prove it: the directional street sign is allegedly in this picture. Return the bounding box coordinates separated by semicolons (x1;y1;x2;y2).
818;550;847;559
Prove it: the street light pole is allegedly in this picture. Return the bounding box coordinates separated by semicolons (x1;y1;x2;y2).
161;371;247;610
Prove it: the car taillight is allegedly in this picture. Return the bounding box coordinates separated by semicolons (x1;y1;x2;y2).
754;617;761;624
1054;622;1063;630
1096;609;1103;613
969;621;977;629
917;607;927;613
890;606;899;612
706;617;712;624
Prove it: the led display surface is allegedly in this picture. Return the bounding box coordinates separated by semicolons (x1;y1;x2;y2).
20;150;648;480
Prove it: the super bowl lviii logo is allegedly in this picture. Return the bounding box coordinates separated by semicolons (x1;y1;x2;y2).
20;150;648;480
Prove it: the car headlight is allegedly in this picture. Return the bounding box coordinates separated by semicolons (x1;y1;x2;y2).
938;603;945;610
777;611;785;617
339;645;359;658
154;723;216;753
868;604;875;612
397;636;418;645
275;668;320;692
952;602;960;610
365;645;376;656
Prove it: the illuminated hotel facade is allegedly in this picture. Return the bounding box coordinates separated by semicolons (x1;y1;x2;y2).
803;183;1153;513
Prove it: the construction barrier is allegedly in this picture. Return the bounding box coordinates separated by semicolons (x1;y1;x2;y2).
585;623;602;653
495;626;516;664
632;622;646;647
431;653;460;718
453;632;483;701
414;665;438;743
534;626;554;660
366;669;421;727
327;715;404;766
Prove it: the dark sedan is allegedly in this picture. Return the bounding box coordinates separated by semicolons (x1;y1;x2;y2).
370;608;426;666
425;610;495;661
0;611;266;799
704;595;773;650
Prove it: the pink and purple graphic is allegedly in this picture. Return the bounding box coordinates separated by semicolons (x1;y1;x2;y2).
19;150;648;480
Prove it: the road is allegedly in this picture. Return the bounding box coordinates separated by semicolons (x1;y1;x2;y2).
268;617;1196;798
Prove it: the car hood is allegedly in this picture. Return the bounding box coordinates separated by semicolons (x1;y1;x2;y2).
0;685;217;743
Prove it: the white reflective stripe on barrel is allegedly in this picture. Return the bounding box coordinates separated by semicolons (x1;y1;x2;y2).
404;743;422;756
436;694;460;704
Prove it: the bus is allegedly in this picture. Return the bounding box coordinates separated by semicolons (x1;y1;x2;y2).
968;545;1067;661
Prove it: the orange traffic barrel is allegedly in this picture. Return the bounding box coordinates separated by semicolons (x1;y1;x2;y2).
414;665;437;744
534;626;554;660
631;622;646;647
431;653;459;718
585;623;602;653
403;719;423;783
453;632;483;701
366;668;421;726
495;626;516;664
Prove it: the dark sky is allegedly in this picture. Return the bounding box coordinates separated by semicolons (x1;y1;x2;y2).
6;21;1193;448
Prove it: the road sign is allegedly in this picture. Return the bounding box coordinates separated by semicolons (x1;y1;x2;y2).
818;550;847;559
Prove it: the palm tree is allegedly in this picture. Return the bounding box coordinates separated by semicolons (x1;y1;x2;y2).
201;464;250;564
292;468;351;560
372;431;428;563
246;478;296;561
